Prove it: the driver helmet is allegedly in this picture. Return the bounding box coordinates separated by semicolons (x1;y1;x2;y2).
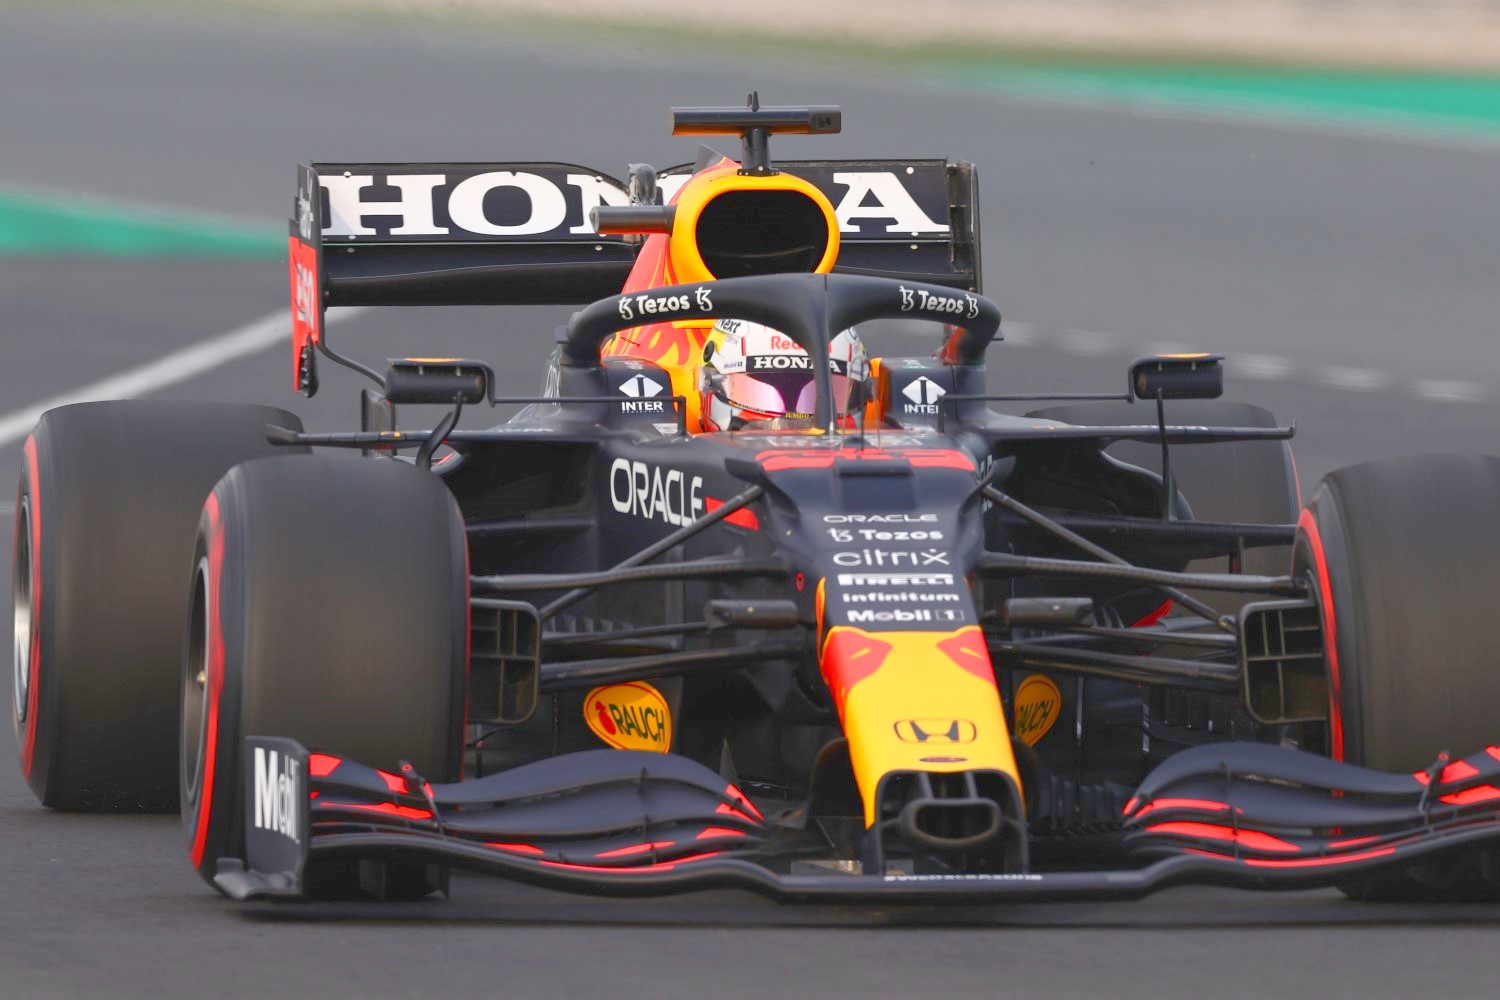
698;319;868;431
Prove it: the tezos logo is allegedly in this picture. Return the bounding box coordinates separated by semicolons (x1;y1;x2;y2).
253;747;300;844
617;288;711;323
827;528;942;542
610;458;704;526
897;286;980;319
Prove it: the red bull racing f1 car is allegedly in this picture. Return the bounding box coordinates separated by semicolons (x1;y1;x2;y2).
16;98;1500;905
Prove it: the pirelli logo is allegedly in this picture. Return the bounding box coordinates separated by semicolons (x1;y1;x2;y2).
893;718;977;744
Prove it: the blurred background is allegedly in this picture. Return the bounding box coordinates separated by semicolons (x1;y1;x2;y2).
2;0;1496;490
1;1;1498;995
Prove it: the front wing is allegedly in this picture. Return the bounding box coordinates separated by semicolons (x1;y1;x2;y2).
219;737;1500;904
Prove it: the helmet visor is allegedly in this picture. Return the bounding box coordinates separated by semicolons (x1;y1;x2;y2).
719;371;852;419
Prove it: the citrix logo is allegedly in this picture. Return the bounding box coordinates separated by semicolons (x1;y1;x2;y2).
831;548;950;568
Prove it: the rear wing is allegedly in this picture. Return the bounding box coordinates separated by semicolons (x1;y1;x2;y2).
288;158;980;393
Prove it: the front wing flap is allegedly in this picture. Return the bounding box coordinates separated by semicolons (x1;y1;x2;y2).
216;737;1500;904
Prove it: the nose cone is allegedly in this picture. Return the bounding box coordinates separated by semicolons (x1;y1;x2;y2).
818;625;1020;827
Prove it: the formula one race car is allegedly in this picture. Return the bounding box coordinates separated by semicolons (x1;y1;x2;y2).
17;98;1500;905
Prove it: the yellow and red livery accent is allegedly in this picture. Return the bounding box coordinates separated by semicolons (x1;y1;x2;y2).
602;155;841;431
819;624;1020;825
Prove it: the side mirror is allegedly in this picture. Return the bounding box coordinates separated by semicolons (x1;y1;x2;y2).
383;358;493;405
591;204;676;236
1130;354;1224;400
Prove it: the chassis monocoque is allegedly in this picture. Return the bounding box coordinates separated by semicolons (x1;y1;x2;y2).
16;100;1500;905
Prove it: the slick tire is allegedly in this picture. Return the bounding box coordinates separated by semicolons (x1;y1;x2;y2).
13;401;305;811
1023;400;1299;615
181;453;467;898
1294;455;1500;901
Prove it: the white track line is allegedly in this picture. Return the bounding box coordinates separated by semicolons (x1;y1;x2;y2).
0;307;365;449
1413;378;1488;403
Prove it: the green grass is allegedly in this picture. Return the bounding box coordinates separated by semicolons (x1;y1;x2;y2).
0;187;282;258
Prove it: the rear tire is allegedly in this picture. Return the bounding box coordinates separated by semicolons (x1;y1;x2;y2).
180;453;468;897
1295;454;1500;900
13;401;305;811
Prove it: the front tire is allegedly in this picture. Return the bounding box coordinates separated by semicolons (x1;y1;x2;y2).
1296;454;1500;900
181;453;468;895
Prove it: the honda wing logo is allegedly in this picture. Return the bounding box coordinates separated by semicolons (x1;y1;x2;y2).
894;719;977;744
313;165;950;242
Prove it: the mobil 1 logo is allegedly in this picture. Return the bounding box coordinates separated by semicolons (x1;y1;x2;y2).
846;607;966;625
243;737;309;878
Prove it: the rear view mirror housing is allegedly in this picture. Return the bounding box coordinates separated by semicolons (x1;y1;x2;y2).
383;358;493;405
1130;354;1224;401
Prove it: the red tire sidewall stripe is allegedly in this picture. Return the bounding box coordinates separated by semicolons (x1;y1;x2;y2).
19;435;42;779
1298;507;1344;761
189;493;226;868
460;513;470;778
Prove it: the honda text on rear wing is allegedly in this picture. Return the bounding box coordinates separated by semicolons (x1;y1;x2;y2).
288;143;980;394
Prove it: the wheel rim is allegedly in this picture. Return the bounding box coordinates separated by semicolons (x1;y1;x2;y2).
181;557;210;801
12;496;31;727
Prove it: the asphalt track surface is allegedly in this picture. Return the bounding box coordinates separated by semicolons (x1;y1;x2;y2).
3;9;1500;998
